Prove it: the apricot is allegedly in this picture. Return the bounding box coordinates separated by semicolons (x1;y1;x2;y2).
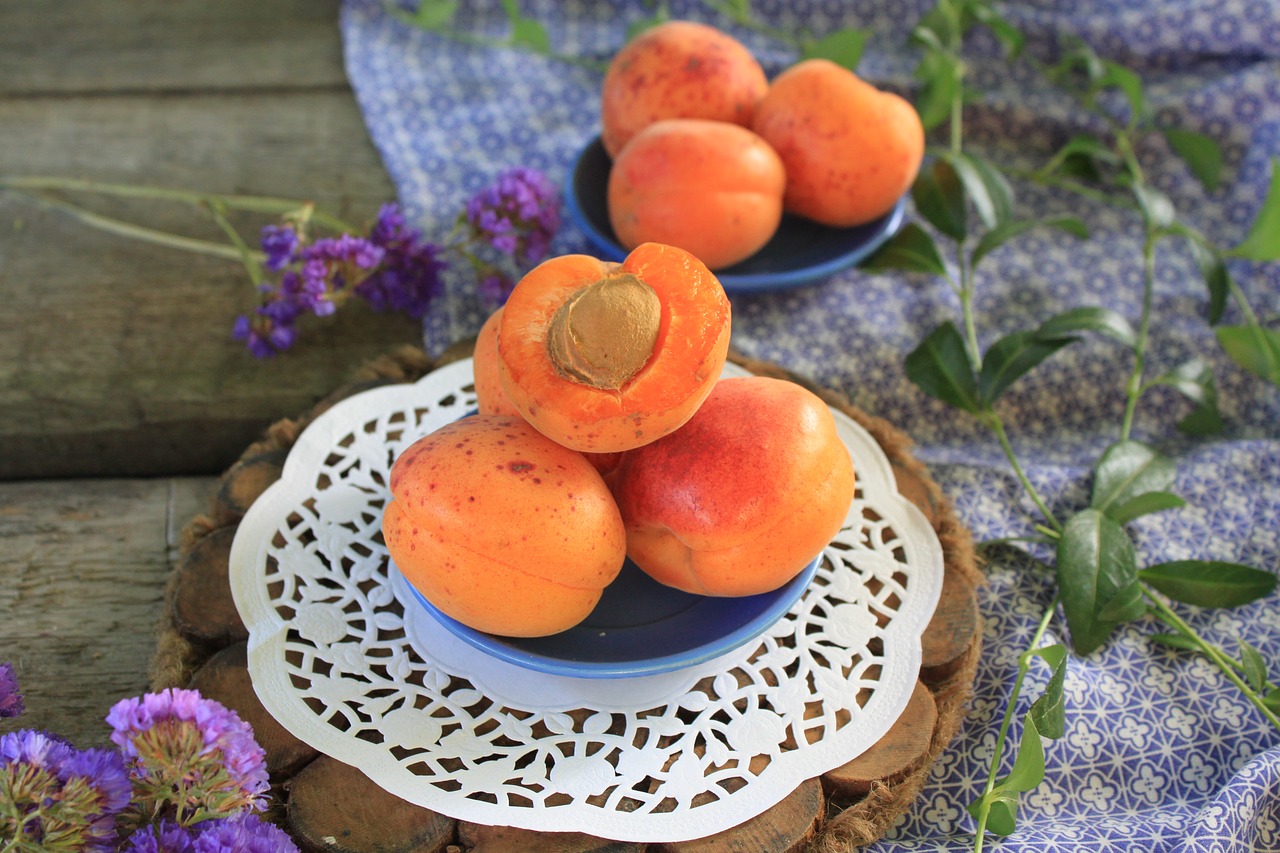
382;415;626;637
497;243;731;454
607;119;786;270
472;307;520;416
752;58;924;227
610;376;855;597
601;20;768;158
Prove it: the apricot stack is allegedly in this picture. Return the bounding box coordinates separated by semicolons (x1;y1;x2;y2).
384;240;857;639
600;21;925;270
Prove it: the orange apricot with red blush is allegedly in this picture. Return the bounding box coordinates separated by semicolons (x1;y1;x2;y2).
601;20;768;159
608;118;786;270
610;375;855;597
497;243;731;454
752;58;924;227
382;414;626;637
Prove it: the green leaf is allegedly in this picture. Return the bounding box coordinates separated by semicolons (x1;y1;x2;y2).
947;151;1015;228
1132;183;1176;230
801;27;868;69
1028;645;1068;739
912;159;967;242
861;222;948;276
1035;306;1136;349
1231;157;1280;261
1148;632;1203;652
911;6;958;51
1264;688;1280;712
1140;560;1277;608
978;331;1074;406
1239;639;1269;693
1216;324;1280;385
970;216;1088;269
1001;719;1047;793
1097;581;1146;622
1151;359;1224;436
969;2;1024;58
1108;490;1187;525
905;322;982;414
1184;237;1230;325
912;50;962;132
1164;128;1224;192
509;14;550;52
1056;509;1141;655
975;794;1019;836
406;0;458;29
1090;440;1177;516
1096;60;1146;127
1039;134;1120;182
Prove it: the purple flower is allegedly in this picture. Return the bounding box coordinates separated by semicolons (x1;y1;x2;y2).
1;727;73;768
122;821;196;853
0;662;24;717
259;225;299;272
190;813;300;853
466;167;561;265
107;688;270;817
0;730;130;852
357;203;447;319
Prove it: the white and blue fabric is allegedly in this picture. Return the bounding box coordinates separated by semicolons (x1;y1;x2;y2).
340;2;1280;850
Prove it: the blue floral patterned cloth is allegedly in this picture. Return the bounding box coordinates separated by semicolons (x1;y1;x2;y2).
340;2;1280;849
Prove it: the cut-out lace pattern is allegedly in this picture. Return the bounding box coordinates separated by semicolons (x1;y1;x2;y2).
230;360;943;842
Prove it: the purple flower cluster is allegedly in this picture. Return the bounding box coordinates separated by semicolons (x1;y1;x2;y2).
0;683;293;850
234;203;446;358
465;166;561;266
107;688;270;816
122;814;298;853
232;168;561;356
0;661;22;718
0;729;131;851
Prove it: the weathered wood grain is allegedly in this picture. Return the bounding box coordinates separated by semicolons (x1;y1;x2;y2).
0;476;215;747
0;87;416;479
0;0;347;96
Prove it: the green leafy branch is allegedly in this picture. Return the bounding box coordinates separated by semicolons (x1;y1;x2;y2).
389;0;606;70
1029;37;1280;389
862;0;1280;848
392;1;872;72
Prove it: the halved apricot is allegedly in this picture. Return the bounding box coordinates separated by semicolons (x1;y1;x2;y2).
496;243;731;453
472;307;520;416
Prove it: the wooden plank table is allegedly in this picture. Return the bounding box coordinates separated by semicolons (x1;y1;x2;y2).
0;0;421;742
0;4;981;849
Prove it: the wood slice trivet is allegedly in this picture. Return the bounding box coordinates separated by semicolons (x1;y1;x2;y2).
151;343;982;853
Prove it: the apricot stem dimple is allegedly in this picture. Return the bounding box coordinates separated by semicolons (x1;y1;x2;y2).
546;272;661;390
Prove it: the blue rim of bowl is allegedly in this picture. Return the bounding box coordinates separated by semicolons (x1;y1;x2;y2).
406;553;822;679
565;135;908;294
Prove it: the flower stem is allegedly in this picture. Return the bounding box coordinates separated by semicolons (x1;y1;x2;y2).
10;190;253;263
0;175;356;232
1145;590;1280;731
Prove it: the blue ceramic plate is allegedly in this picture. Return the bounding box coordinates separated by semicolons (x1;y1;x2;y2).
565;135;907;293
407;553;821;679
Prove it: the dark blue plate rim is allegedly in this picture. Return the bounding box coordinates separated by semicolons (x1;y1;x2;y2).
564;135;908;294
406;554;821;679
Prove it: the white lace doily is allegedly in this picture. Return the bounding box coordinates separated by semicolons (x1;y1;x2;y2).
229;358;944;842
